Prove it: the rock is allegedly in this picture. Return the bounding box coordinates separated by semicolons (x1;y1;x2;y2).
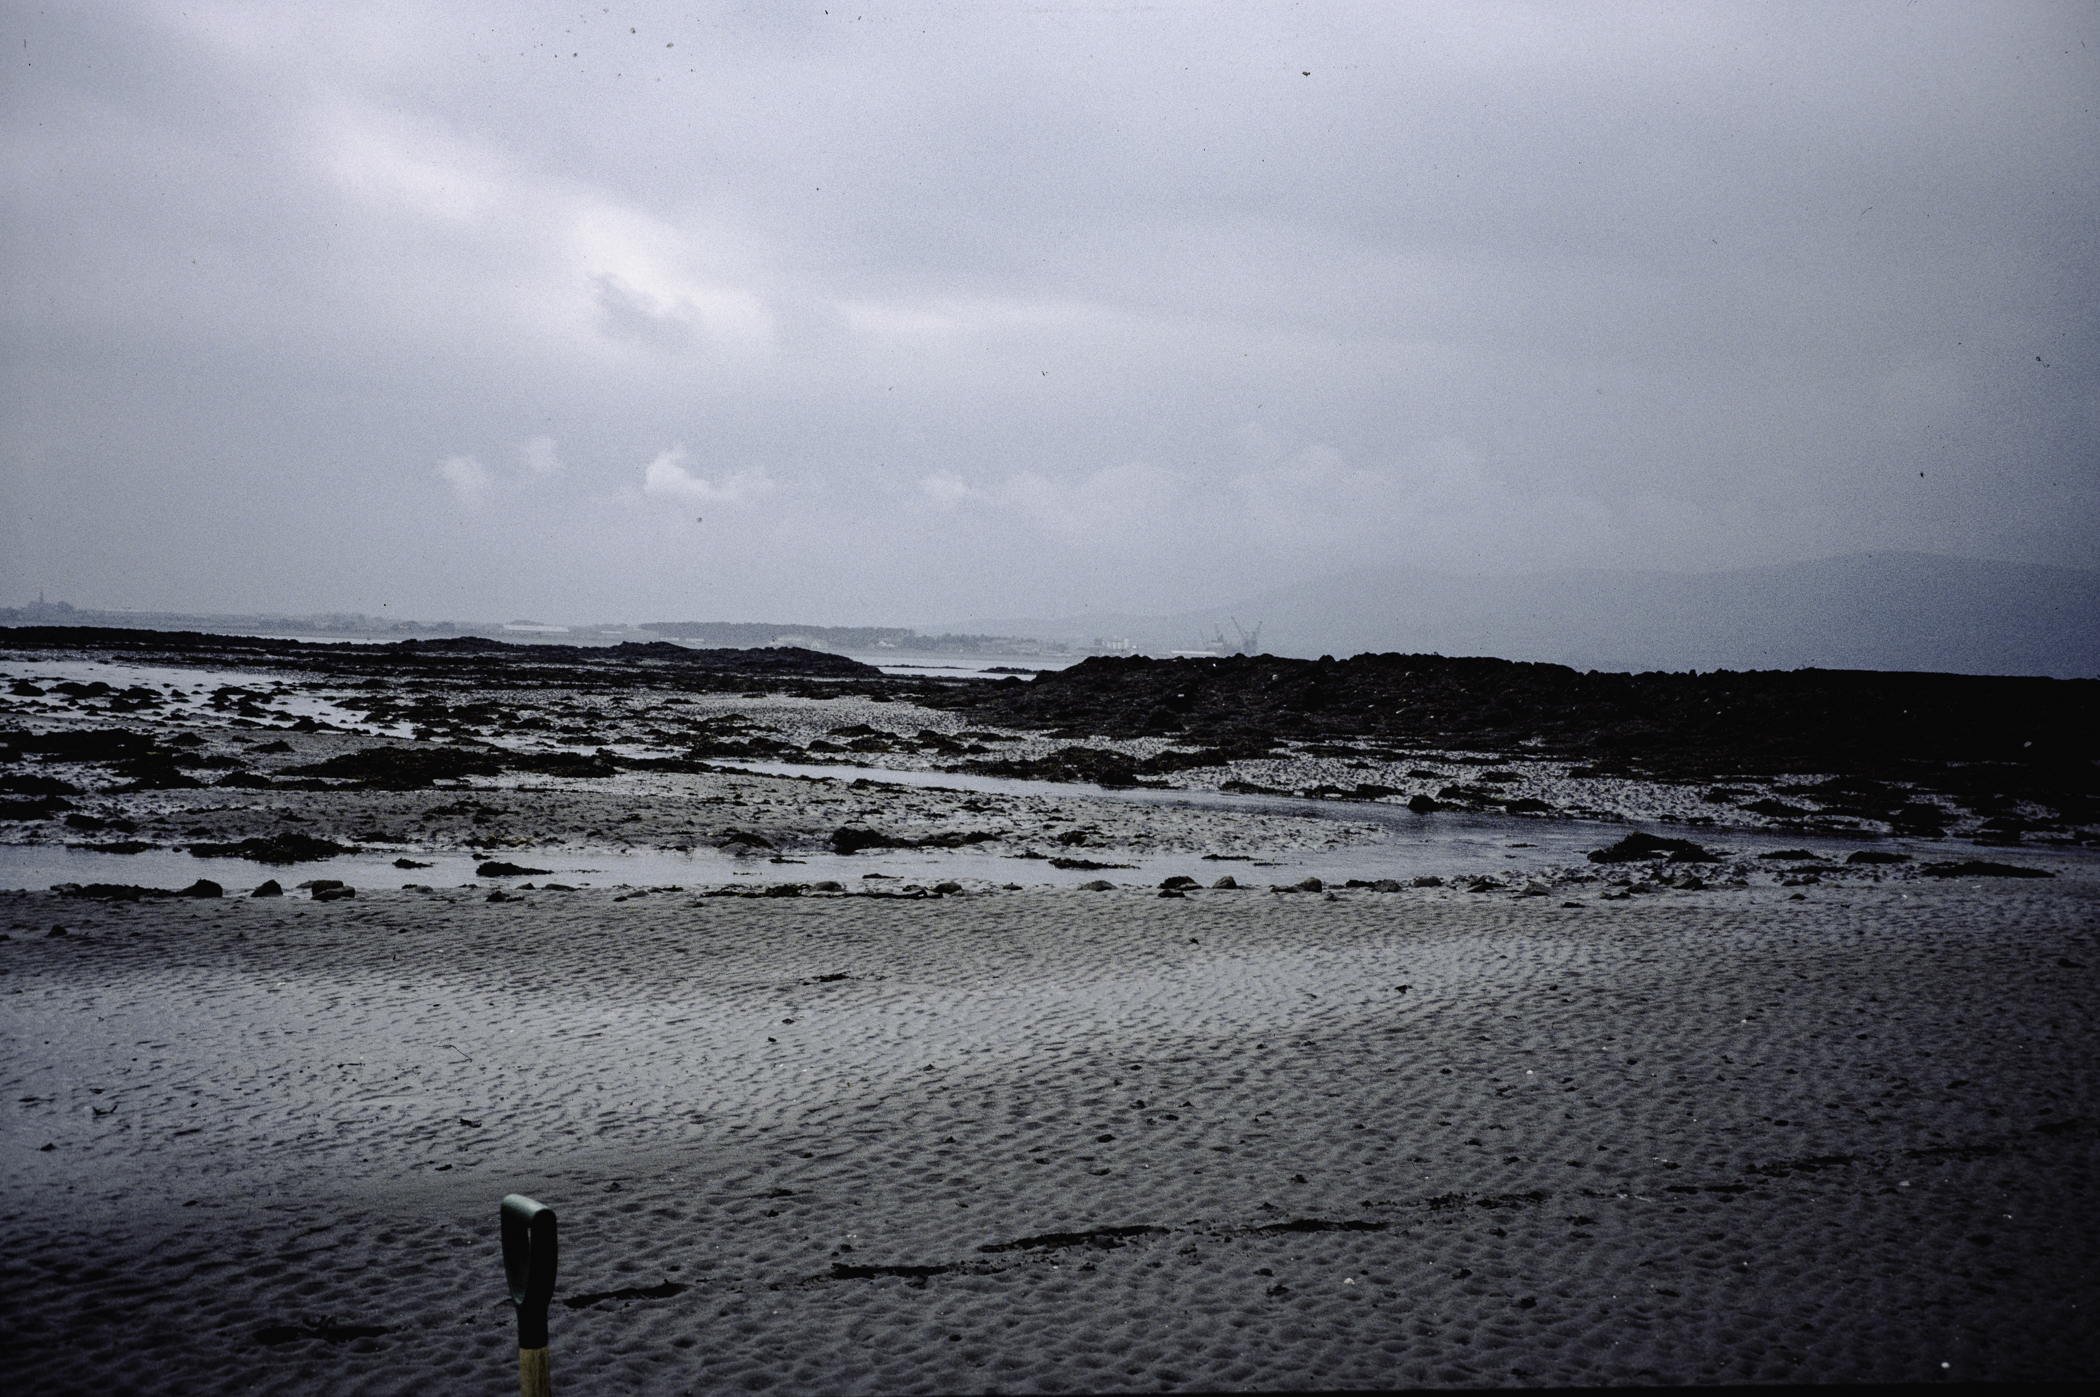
1159;876;1199;890
476;861;552;877
810;880;845;893
1889;802;1950;832
1210;876;1239;889
1412;875;1443;887
187;833;350;864
6;774;80;797
1;796;75;820
1078;879;1115;891
1743;799;1808;817
762;884;804;897
1919;860;2053;879
1587;832;1721;864
932;881;963;895
284;746;505;789
1407;795;1438;813
393;857;433;869
1503;797;1550;813
56;881;219;901
1294;877;1324;893
250;879;283;897
1158;887;1185;898
719;828;776;852
831;827;898;856
313;886;355;901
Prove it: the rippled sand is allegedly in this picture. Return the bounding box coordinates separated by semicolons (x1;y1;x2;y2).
5;872;2096;1391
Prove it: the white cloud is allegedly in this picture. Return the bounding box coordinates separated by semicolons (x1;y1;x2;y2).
640;446;774;506
323;110;507;227
919;472;974;508
521;436;564;477
437;454;493;505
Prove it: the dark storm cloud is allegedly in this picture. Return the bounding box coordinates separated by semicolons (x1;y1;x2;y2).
3;1;2094;623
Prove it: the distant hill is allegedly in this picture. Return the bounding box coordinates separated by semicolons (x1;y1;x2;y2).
943;554;2100;678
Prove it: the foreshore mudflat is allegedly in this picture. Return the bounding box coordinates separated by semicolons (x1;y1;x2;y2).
5;873;2096;1392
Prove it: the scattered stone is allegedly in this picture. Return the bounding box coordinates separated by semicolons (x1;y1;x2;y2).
251;879;283;897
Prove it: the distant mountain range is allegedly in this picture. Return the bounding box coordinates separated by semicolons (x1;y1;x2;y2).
941;554;2100;678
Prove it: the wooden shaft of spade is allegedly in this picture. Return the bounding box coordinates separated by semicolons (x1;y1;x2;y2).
520;1345;551;1397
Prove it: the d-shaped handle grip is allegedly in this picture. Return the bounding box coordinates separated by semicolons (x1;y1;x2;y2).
500;1194;558;1350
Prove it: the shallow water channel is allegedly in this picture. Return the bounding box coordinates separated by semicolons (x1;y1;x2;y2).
1;759;1985;897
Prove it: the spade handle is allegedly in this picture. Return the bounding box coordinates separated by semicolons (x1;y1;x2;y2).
501;1194;558;1395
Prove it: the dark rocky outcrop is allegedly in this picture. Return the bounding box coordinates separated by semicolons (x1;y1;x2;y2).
831;827;999;855
940;653;2096;836
187;833;352;864
1588;832;1723;864
1919;860;2054;878
54;879;221;900
285;746;505;788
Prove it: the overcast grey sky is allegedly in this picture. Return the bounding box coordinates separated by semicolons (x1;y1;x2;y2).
3;1;2094;625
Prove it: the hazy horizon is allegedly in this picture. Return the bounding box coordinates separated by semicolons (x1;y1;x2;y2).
5;3;2096;627
9;549;2098;679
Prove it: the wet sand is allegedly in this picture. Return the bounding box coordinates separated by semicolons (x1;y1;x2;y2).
5;872;2097;1392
